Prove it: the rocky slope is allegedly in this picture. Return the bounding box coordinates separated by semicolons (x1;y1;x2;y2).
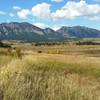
0;22;100;42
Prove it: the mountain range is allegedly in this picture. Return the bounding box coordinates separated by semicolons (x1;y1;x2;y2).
0;22;100;42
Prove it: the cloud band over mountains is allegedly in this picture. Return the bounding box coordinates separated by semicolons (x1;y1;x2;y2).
16;1;100;21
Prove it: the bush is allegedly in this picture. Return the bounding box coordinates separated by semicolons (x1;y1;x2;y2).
37;50;42;53
0;41;11;48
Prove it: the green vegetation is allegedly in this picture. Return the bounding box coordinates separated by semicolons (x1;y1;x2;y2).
0;43;100;100
0;41;11;48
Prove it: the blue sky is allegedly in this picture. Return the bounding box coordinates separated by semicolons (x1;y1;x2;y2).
0;0;100;30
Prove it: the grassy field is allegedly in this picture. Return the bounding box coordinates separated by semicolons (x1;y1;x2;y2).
0;44;100;100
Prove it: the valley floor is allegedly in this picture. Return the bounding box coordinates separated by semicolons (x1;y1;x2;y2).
0;45;100;100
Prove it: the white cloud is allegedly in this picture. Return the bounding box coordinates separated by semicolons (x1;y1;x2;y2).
31;1;100;20
32;3;51;19
51;0;63;3
52;0;100;20
17;9;30;19
0;11;6;15
16;1;100;21
34;22;49;29
9;13;15;17
13;6;21;10
51;25;61;30
34;22;60;30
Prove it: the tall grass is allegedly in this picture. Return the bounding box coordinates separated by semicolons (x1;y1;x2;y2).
0;54;100;100
0;55;13;68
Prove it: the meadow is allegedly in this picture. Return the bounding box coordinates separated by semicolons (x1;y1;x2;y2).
0;42;100;100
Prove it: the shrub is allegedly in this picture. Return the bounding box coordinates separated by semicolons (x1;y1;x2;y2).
37;50;42;53
0;41;11;48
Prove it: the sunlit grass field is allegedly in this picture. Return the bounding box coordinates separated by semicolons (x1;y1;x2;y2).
0;44;100;100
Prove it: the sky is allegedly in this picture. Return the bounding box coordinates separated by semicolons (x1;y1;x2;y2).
0;0;100;30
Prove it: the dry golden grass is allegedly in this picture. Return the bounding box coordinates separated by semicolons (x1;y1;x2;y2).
0;44;100;100
0;52;100;100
